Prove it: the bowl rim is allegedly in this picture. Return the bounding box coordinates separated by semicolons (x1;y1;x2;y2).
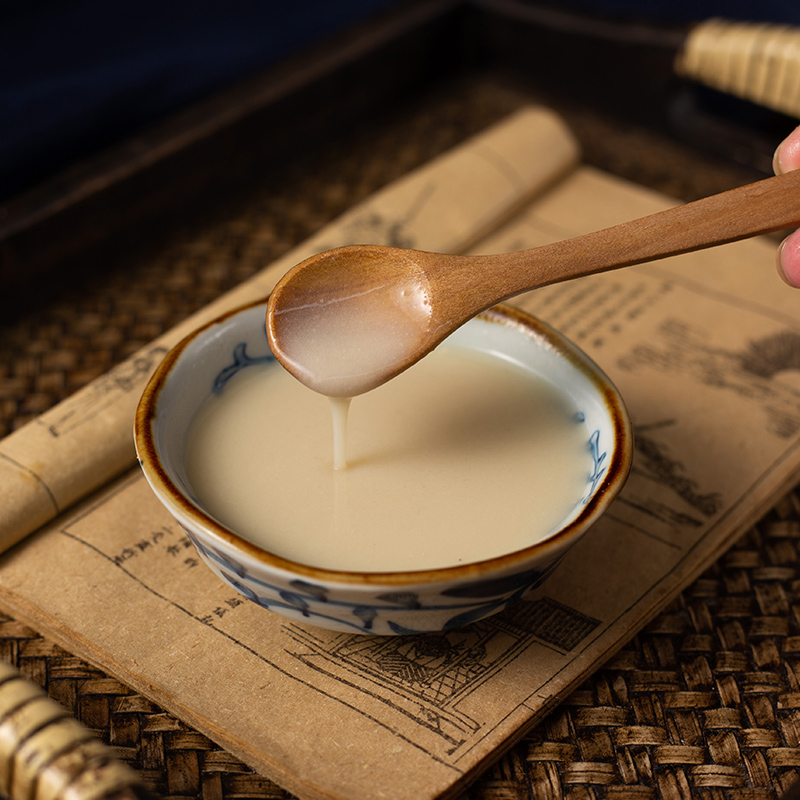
135;296;633;587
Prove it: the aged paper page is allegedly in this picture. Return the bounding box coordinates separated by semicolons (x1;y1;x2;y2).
0;107;579;552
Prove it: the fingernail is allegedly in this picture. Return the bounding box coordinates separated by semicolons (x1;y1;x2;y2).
774;140;787;175
777;238;792;285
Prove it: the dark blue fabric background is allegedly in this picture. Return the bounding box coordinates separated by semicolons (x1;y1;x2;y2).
564;1;800;23
3;0;800;200
0;1;401;199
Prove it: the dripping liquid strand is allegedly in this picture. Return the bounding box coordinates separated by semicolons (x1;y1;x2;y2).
330;397;352;470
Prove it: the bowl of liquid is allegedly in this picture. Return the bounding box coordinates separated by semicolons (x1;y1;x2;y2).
135;297;632;635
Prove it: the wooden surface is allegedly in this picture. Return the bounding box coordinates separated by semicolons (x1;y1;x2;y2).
2;61;799;799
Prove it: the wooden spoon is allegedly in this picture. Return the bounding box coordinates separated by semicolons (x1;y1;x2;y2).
267;170;800;398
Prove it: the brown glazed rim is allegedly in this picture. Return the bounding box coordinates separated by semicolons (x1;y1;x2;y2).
135;297;633;588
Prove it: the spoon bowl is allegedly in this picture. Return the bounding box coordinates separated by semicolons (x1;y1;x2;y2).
267;170;800;397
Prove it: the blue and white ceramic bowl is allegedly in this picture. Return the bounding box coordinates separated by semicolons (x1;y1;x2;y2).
135;298;632;635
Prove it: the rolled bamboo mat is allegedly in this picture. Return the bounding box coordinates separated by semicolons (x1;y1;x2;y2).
0;77;790;799
0;661;148;800
678;18;800;119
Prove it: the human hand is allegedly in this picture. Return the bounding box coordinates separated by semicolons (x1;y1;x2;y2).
774;126;800;287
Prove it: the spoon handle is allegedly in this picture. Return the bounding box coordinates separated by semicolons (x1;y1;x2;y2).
495;169;800;296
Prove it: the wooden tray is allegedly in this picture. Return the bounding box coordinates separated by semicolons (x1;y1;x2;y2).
2;2;799;797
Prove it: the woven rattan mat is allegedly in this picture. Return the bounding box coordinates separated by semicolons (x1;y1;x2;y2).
2;76;796;799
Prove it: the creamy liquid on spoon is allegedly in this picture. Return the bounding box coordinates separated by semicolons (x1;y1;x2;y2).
269;256;434;397
185;346;592;572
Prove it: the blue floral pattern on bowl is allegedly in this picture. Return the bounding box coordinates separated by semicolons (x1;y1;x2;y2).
213;341;274;392
184;527;566;635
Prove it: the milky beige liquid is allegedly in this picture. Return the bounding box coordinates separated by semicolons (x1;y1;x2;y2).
185;347;593;572
269;254;434;397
